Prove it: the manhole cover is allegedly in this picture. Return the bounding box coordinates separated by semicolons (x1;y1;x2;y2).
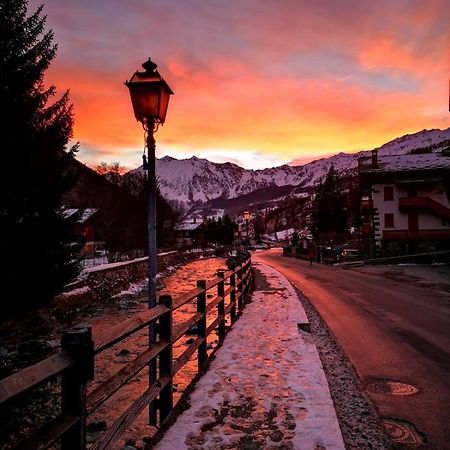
383;419;424;445
370;379;419;396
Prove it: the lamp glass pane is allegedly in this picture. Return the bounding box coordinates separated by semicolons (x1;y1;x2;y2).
158;87;171;123
129;83;161;121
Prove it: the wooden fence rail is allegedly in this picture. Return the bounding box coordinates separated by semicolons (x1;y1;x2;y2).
0;256;253;450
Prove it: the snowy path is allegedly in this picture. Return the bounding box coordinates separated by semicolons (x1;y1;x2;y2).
155;261;345;450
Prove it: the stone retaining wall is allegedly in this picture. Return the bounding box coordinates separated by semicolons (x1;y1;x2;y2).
55;250;214;309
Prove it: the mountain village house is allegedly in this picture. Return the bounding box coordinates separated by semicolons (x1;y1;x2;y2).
62;208;104;256
174;219;205;248
359;150;450;256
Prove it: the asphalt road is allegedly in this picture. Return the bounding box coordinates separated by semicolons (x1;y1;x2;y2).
253;249;450;449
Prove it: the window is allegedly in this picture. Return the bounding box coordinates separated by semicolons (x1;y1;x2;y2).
384;186;394;201
385;213;394;228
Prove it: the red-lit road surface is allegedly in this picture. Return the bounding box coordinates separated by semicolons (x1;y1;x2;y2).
253;249;450;449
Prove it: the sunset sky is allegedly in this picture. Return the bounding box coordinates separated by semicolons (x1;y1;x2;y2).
30;0;449;170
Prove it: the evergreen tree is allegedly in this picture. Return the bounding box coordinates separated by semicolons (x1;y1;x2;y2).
0;0;81;316
95;168;179;253
310;165;348;241
290;230;300;247
204;215;236;245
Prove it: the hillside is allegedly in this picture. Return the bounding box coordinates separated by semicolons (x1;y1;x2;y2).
127;127;450;216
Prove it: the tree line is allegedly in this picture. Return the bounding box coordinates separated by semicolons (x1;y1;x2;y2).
0;1;177;317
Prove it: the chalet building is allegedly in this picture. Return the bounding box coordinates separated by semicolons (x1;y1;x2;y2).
62;208;104;256
174;220;205;248
359;151;450;256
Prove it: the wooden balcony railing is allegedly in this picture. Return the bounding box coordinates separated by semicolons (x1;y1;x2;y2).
383;229;450;240
399;197;450;221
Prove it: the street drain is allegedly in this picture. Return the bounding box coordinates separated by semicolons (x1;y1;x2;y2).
383;418;425;445
369;379;419;396
297;322;311;333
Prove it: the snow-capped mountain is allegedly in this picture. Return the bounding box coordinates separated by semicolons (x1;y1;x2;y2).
128;127;450;212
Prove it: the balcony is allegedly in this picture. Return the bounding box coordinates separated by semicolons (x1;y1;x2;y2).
398;197;450;222
383;229;450;241
361;199;374;210
362;225;372;236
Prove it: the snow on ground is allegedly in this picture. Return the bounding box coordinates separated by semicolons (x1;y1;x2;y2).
110;280;147;299
58;285;92;298
155;261;345;450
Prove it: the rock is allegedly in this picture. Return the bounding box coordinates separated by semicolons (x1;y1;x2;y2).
186;324;198;335
87;421;107;432
46;339;60;349
269;431;284;442
116;348;131;357
117;300;128;309
86;432;98;444
134;440;146;449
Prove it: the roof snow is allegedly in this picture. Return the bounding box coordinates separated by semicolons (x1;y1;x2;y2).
174;222;203;231
61;208;98;223
361;154;450;173
267;228;296;241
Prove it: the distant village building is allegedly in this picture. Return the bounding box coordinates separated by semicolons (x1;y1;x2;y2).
174;219;205;248
265;228;296;243
359;151;450;255
61;208;105;256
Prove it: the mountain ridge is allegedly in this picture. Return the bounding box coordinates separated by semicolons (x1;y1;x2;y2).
128;127;450;213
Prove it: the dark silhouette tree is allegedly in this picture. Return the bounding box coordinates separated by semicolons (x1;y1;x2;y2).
204;215;236;245
94;168;179;254
310;165;348;242
290;230;300;247
0;0;81;316
95;161;125;185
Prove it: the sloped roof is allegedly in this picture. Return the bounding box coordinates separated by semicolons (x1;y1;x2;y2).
61;208;99;223
360;154;450;173
174;222;203;231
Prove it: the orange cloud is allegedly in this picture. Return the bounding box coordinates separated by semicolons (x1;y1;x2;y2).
38;0;449;169
46;50;448;170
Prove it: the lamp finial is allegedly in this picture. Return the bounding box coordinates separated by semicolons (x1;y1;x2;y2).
142;58;158;73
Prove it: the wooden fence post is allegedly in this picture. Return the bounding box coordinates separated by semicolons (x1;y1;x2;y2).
217;271;226;342
243;260;249;299
159;295;173;424
61;325;94;450
229;272;236;323
197;280;207;370
237;266;243;311
247;258;253;294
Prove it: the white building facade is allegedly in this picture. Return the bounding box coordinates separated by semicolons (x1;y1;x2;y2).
359;151;450;255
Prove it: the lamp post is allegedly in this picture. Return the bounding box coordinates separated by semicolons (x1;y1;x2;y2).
125;57;173;425
243;210;250;241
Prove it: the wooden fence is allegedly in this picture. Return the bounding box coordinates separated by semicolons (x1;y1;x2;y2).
0;257;253;450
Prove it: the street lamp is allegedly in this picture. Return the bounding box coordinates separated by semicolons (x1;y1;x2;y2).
125;57;173;425
243;210;250;240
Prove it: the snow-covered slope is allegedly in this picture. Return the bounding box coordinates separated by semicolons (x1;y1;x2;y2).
128;127;450;211
376;128;450;156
